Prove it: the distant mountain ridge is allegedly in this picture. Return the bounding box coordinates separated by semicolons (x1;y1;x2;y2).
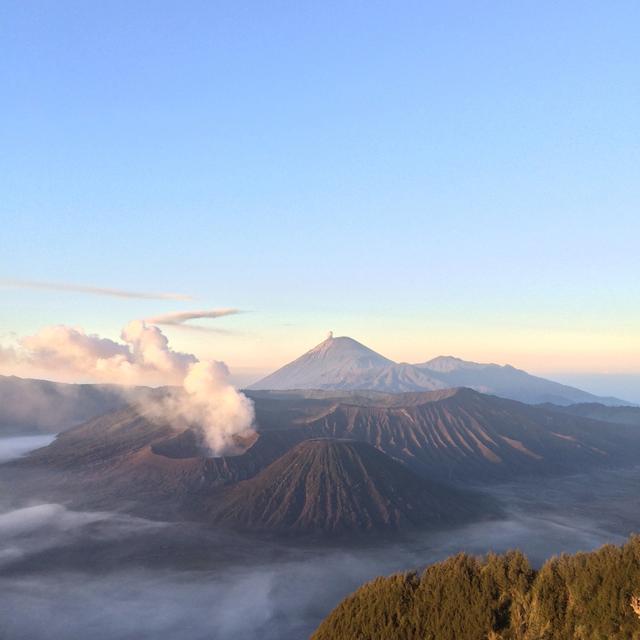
539;402;640;426
0;374;156;434
250;335;628;406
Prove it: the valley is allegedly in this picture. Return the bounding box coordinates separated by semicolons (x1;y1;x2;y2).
4;5;638;637
1;335;638;639
2;431;640;639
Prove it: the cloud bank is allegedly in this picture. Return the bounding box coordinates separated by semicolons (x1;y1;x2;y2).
1;278;192;300
9;321;196;386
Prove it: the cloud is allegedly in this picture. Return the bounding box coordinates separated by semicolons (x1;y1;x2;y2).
0;503;166;568
0;435;56;463
0;278;192;301
146;308;242;333
11;321;195;386
0;504;110;538
1;320;256;454
0;344;18;364
121;320;197;380
2;467;639;639
1;490;634;640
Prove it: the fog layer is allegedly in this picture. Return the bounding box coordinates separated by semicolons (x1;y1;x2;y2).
0;435;56;463
2;463;640;639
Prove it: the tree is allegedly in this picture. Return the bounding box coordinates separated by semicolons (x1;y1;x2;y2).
313;535;640;640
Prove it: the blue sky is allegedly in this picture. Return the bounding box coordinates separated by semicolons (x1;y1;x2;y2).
1;2;639;390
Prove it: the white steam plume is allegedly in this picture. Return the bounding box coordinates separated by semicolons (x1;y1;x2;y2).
158;361;256;454
0;320;255;455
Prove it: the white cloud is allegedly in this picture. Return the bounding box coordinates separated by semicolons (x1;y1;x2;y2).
12;322;195;386
146;308;242;333
1;320;255;454
0;278;192;300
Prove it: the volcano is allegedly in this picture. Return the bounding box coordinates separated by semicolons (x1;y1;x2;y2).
250;334;397;391
250;335;628;405
209;439;491;533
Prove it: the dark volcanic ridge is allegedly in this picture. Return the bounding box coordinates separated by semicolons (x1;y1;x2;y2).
23;388;639;488
286;387;640;481
15;406;306;516
8;387;640;534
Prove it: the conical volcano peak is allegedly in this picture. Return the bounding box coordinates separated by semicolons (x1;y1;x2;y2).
249;335;629;405
308;334;386;358
210;438;487;533
249;335;393;391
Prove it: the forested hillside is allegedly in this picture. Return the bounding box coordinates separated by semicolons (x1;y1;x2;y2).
312;536;640;640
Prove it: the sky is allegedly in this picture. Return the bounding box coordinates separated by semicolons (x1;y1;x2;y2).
1;1;639;394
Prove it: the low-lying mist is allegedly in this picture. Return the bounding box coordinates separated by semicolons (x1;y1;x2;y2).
2;463;640;640
0;435;56;463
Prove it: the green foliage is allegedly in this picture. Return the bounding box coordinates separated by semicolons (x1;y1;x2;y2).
312;535;640;640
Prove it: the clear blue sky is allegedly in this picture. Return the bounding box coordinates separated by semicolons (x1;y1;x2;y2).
1;2;639;387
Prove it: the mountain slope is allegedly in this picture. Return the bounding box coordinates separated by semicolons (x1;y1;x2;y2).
18;389;640;493
19;405;305;507
294;388;640;481
209;439;491;533
351;363;446;393
249;334;394;390
541;402;640;426
417;356;626;405
312;536;640;640
0;374;154;434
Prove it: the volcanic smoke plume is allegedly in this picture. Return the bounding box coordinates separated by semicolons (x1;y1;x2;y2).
157;360;256;455
0;319;256;455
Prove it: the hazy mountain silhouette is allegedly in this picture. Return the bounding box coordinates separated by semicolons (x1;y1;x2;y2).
250;335;396;391
0;374;155;434
250;335;628;405
538;401;640;425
